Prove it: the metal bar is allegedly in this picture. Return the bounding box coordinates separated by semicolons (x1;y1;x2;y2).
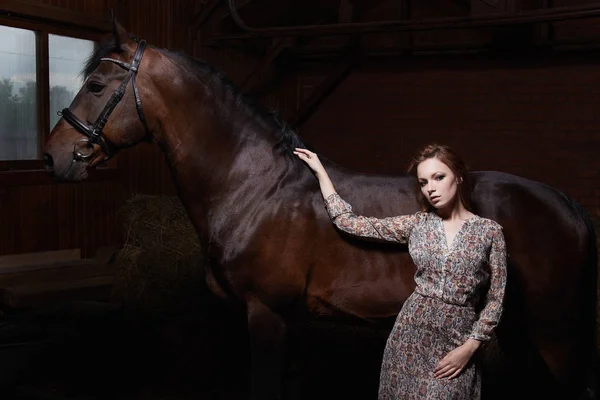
222;0;600;38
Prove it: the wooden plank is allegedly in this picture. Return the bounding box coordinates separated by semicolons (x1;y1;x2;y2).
0;275;115;308
55;182;79;253
0;262;116;287
0;245;116;274
81;182;123;258
0;186;17;256
0;249;81;271
6;275;115;295
0;0;112;32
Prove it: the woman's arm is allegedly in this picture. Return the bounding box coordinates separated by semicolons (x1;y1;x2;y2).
293;148;336;198
434;225;507;380
294;148;421;244
324;193;421;243
469;225;508;342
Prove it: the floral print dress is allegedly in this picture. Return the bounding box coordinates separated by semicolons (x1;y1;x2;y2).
324;193;508;400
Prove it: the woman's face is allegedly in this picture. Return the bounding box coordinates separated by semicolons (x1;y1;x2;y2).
416;157;460;210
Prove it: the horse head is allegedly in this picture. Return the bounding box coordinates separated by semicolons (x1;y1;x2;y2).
44;20;159;181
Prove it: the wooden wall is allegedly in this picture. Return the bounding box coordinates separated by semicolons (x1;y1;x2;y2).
1;0;599;261
299;55;600;217
250;1;600;218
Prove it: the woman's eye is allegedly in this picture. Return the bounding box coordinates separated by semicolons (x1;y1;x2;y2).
87;82;105;93
435;175;444;181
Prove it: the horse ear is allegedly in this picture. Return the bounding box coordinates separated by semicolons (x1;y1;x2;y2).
109;10;130;50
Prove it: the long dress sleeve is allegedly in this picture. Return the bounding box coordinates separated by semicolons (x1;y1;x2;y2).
469;226;507;342
324;193;423;244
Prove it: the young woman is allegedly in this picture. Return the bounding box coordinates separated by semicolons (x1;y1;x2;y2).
294;143;507;399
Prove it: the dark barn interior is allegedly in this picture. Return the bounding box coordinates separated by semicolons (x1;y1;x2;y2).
0;0;599;399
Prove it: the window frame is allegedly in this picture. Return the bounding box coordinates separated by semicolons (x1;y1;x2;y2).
0;8;118;185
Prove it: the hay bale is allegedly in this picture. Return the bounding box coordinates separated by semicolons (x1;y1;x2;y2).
110;194;205;314
121;194;200;256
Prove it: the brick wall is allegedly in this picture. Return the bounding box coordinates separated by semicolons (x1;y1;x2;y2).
299;53;600;217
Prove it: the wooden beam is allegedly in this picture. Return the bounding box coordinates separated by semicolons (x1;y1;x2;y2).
211;2;600;38
289;52;358;128
240;37;295;93
338;0;353;23
219;0;263;21
189;0;223;39
37;32;49;159
535;0;554;44
451;0;471;12
0;0;111;32
472;0;511;15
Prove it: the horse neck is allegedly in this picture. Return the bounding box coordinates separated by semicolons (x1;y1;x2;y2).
149;60;303;226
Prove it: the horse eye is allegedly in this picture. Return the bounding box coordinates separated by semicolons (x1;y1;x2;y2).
87;82;105;93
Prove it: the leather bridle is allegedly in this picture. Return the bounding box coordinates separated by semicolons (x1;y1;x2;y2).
58;39;150;161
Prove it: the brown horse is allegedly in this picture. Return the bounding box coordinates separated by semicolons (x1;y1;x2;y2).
43;21;597;400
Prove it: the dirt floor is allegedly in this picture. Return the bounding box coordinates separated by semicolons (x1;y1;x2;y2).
0;300;592;400
0;300;386;400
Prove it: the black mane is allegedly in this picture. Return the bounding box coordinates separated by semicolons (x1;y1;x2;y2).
81;37;124;80
165;49;311;158
82;38;312;158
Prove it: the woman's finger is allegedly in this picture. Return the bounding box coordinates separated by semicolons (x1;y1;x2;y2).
437;367;457;379
434;365;453;377
294;148;314;158
433;360;450;373
448;368;462;380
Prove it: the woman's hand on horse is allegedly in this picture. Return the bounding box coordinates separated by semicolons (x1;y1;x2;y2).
294;148;325;175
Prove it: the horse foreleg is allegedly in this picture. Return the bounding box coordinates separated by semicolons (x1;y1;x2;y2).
246;295;287;400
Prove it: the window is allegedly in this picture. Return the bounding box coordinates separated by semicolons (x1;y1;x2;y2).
0;15;107;174
0;25;37;161
49;34;95;140
0;24;95;162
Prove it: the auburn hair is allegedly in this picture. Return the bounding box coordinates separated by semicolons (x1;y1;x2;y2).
407;143;473;212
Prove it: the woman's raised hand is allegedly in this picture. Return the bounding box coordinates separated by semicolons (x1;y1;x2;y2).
294;148;336;197
294;148;325;175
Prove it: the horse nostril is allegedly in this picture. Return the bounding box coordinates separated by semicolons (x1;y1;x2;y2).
43;153;54;173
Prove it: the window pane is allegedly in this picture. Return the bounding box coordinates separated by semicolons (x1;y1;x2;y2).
0;26;37;161
49;34;94;131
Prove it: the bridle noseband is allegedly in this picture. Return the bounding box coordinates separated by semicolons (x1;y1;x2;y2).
59;39;150;161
